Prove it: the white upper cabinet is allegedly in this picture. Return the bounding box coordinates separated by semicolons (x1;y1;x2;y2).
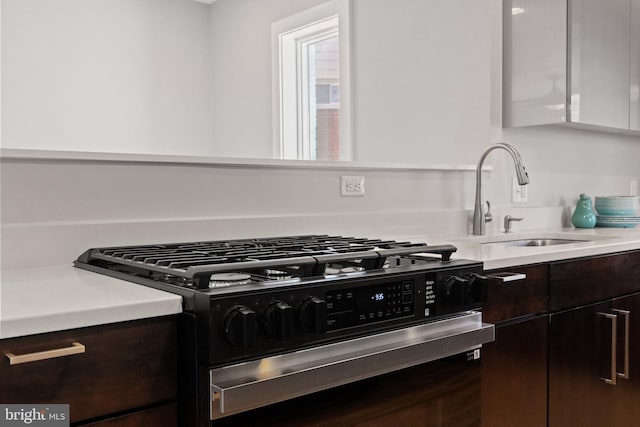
503;0;640;133
632;0;640;131
570;0;630;129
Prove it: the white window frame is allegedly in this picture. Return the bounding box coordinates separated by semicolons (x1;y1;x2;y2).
271;0;352;161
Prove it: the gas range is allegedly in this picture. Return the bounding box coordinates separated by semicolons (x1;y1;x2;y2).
76;234;486;360
75;235;493;423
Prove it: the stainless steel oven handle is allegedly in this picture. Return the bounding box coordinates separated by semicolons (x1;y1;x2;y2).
210;311;494;419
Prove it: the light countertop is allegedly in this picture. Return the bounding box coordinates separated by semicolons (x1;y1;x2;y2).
437;227;640;270
3;227;640;339
0;265;182;339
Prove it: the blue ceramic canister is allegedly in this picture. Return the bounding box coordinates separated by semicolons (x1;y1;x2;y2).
572;193;597;228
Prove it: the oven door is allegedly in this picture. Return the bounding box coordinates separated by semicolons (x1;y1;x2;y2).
209;311;493;422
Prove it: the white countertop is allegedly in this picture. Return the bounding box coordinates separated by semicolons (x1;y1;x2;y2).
437;227;640;270
0;265;182;339
3;227;640;340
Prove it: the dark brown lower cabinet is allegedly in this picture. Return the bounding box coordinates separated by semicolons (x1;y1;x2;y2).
214;354;481;427
481;316;547;427
481;251;640;427
549;299;614;426
0;316;178;426
611;293;640;426
81;402;177;426
549;292;640;427
481;263;548;427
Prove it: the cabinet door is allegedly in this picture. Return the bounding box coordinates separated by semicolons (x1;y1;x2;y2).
611;292;640;425
549;300;618;427
78;402;177;427
631;0;640;130
503;0;568;128
482;316;547;427
0;317;178;424
569;0;631;128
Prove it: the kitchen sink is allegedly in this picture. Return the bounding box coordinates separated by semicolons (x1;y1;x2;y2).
449;232;622;249
481;238;588;247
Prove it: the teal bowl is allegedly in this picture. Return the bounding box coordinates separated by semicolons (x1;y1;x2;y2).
595;207;637;215
595;196;639;215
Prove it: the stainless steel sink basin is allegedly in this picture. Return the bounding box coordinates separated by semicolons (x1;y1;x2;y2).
481;238;588;247
450;232;621;249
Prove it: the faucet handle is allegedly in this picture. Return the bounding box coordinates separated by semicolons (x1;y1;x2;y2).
504;215;523;233
485;201;492;223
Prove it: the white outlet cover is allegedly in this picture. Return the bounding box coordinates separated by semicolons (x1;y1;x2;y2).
512;177;528;203
341;176;365;196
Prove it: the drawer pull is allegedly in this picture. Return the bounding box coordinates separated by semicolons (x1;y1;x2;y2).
5;342;85;365
612;309;630;380
487;272;526;283
597;313;617;385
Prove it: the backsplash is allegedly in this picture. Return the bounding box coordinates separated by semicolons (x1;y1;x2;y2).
0;158;476;268
2;124;638;269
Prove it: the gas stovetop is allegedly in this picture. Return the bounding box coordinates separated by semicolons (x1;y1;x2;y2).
75;235;459;291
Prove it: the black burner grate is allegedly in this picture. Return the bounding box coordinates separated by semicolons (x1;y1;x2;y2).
76;235;457;290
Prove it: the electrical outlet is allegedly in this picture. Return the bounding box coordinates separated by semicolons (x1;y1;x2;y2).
341;176;365;196
512;177;528;203
631;180;637;196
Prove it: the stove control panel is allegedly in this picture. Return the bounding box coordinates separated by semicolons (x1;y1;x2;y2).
207;265;486;365
325;280;414;330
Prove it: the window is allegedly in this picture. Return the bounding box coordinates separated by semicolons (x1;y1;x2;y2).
271;0;351;161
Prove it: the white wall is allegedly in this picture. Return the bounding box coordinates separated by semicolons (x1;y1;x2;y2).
499;126;640;205
208;0;493;163
1;0;214;155
352;0;491;165
1;0;639;269
0;159;478;268
209;0;328;158
2;0;491;164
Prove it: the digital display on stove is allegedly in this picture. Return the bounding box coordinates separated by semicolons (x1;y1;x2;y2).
325;280;415;330
357;287;392;311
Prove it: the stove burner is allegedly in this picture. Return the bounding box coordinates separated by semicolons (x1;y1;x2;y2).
160;274;193;286
264;269;293;280
325;265;365;275
209;273;252;288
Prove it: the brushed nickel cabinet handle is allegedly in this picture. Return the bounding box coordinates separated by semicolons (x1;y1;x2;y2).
487;272;527;283
5;342;85;365
612;309;630;379
598;312;617;385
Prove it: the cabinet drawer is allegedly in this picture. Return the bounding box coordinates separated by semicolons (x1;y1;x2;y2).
80;401;177;426
483;264;548;323
550;251;640;312
0;316;177;424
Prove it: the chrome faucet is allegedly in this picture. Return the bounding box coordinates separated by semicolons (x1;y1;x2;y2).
473;143;530;235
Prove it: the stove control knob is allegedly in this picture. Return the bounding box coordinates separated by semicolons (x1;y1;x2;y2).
223;305;257;348
445;276;469;305
298;296;327;334
263;301;294;341
467;272;488;304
